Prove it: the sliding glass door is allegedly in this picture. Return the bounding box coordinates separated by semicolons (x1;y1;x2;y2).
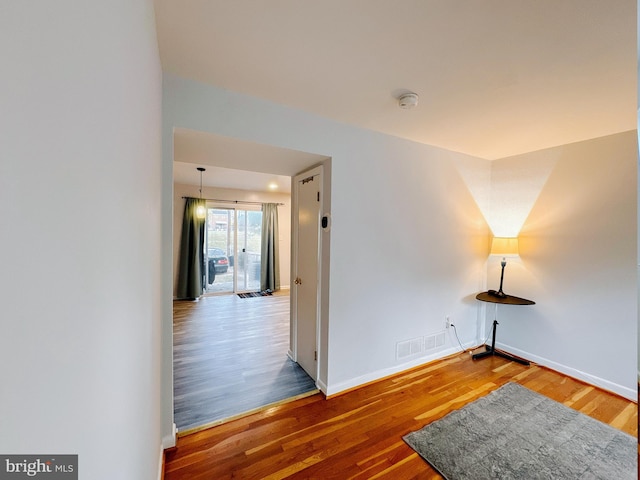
205;209;234;294
236;209;262;292
205;207;262;294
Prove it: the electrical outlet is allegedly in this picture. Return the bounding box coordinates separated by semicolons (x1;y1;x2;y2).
445;316;451;328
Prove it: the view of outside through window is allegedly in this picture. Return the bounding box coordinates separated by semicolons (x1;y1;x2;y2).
206;208;262;293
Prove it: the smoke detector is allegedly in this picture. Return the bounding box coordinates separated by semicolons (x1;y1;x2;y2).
398;92;419;109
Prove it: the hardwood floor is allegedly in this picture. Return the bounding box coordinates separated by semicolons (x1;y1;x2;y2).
173;290;317;433
165;352;637;479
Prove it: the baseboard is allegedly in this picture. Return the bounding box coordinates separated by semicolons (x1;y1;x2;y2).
162;422;177;450
324;344;473;397
158;444;164;480
496;342;637;401
316;378;328;395
287;349;295;361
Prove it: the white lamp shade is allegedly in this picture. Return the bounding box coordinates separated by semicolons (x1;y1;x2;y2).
490;237;519;256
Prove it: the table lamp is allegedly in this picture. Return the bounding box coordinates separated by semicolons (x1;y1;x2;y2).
489;237;519;298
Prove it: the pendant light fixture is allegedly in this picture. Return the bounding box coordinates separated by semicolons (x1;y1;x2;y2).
196;167;206;219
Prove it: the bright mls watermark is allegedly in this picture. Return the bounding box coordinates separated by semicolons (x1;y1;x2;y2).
0;456;77;479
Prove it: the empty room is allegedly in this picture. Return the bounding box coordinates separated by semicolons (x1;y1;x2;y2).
3;1;636;479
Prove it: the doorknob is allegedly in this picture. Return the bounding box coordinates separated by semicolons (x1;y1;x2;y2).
295;277;302;285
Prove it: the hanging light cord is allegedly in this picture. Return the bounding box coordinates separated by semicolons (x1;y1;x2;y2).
195;167;207;219
197;167;205;199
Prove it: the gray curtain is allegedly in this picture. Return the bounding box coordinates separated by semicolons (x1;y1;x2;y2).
260;203;280;291
177;197;206;299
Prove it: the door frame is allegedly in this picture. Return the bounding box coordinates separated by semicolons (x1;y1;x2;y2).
290;165;323;382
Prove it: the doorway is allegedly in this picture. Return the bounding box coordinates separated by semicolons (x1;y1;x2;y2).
205;207;263;294
168;131;331;443
173;195;321;434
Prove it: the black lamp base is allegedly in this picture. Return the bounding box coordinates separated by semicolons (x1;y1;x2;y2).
487;289;507;298
490;258;508;297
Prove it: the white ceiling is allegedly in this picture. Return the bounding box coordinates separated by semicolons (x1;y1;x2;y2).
156;0;636;186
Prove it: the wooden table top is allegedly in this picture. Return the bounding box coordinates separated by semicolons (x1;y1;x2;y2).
476;291;535;305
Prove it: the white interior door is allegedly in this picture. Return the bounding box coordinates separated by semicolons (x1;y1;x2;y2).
293;167;322;381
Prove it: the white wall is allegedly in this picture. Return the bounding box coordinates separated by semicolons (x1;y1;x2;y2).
0;2;163;479
325;138;490;393
172;183;291;296
161;73;491;412
489;132;637;398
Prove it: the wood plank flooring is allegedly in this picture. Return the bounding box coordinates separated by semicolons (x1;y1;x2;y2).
165;352;637;479
173;290;317;433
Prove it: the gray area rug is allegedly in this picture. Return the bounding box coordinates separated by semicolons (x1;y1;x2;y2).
403;382;637;479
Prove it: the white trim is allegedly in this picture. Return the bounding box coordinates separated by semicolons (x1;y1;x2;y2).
289;178;299;363
157;444;164;480
162;422;177;449
313;167;324;383
496;342;637;400
316;378;328;395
